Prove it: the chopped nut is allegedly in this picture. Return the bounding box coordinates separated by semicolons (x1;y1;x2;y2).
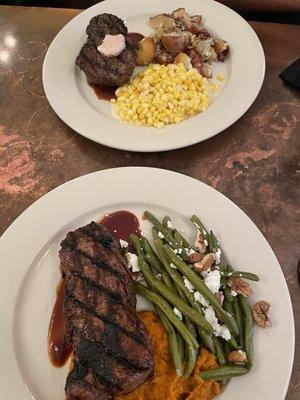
227;277;253;297
194;230;207;253
188;252;204;264
228;350;247;363
252;301;272;328
193;253;214;272
215;291;224;306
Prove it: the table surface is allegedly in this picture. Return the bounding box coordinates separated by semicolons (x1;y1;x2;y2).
0;5;299;399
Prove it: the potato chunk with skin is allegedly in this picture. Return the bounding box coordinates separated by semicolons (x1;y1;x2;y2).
136;37;156;66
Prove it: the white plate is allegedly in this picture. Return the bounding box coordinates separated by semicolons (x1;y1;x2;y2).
43;0;265;152
0;167;294;400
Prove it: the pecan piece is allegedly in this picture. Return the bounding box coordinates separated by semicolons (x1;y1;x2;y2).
194;231;207;253
188;252;204;264
215;291;224;306
228;350;247;363
193;253;214;272
227;277;253;297
252;301;272;328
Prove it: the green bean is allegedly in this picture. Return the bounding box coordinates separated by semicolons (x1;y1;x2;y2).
141;236;163;273
223;298;234;316
156;309;183;375
222;340;231;361
162;215;172;230
199;365;248;380
134;282;198;348
164;244;239;337
213;337;226;366
173;229;193;250
232;297;244;348
223;271;260;282
209;231;219;252
183;341;197;378
140;259;212;333
177;331;185;361
223;286;234;303
144;211;178;247
239;296;254;369
190;215;207;235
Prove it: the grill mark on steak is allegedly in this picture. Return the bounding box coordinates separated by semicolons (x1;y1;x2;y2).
70;270;122;303
61;241;123;278
65;291;145;344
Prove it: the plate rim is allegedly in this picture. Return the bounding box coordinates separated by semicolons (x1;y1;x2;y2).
0;166;295;399
42;0;265;152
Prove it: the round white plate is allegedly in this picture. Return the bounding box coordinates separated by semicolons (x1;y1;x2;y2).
0;167;293;400
43;0;265;152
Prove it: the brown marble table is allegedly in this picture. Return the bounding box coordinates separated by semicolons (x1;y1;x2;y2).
0;5;299;398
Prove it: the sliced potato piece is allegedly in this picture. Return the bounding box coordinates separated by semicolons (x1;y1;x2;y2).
136;37;156;66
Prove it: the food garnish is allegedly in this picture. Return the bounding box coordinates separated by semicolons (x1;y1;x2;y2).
112;63;210;128
252;300;272;328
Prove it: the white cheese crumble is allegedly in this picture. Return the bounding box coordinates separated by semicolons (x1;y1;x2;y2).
214;248;222;265
170;263;177;269
184;278;195;292
238;350;246;356
167;220;173;229
231;290;238;297
204;270;221;294
125;252;140;272
204;306;231;340
178;248;183;255
158;231;164;239
204;239;208;246
119;239;128;248
186;248;196;256
194;291;209;307
172;249;178;255
173;308;183;320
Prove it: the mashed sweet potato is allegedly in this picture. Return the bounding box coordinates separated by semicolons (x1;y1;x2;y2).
116;310;220;400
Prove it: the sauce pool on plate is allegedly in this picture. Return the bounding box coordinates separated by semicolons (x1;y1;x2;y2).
101;210;141;243
48;279;71;367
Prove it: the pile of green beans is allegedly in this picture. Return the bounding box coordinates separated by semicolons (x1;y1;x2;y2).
130;212;258;383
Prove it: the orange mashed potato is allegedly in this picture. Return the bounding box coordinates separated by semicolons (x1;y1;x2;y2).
116;310;220;400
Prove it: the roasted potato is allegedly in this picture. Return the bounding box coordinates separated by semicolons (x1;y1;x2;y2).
149;14;176;31
174;52;192;69
136;37;156;66
161;33;186;56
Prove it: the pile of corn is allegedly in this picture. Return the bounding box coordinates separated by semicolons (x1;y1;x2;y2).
111;63;211;128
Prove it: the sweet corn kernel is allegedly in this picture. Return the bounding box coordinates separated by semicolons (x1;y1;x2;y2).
112;63;211;128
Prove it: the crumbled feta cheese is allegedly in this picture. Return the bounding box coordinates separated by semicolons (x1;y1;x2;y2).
203;306;231;340
231;290;238;297
194;291;209;307
173;308;183;320
204;270;221;294
186;248;196;256
167;220;173;229
178;248;183;255
125;252;140;272
184;278;195;292
158;231;164;239
204;239;208;246
238;350;246;356
97;34;125;57
172;249;178;255
170;263;177;269
119;239;128;248
214;248;222;265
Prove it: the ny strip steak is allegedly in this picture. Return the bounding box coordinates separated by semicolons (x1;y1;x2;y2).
59;221;153;400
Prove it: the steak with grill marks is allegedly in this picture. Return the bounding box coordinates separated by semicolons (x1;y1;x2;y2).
75;14;136;86
59;221;153;400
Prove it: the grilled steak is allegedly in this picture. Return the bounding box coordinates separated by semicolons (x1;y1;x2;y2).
76;14;136;86
59;222;153;400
